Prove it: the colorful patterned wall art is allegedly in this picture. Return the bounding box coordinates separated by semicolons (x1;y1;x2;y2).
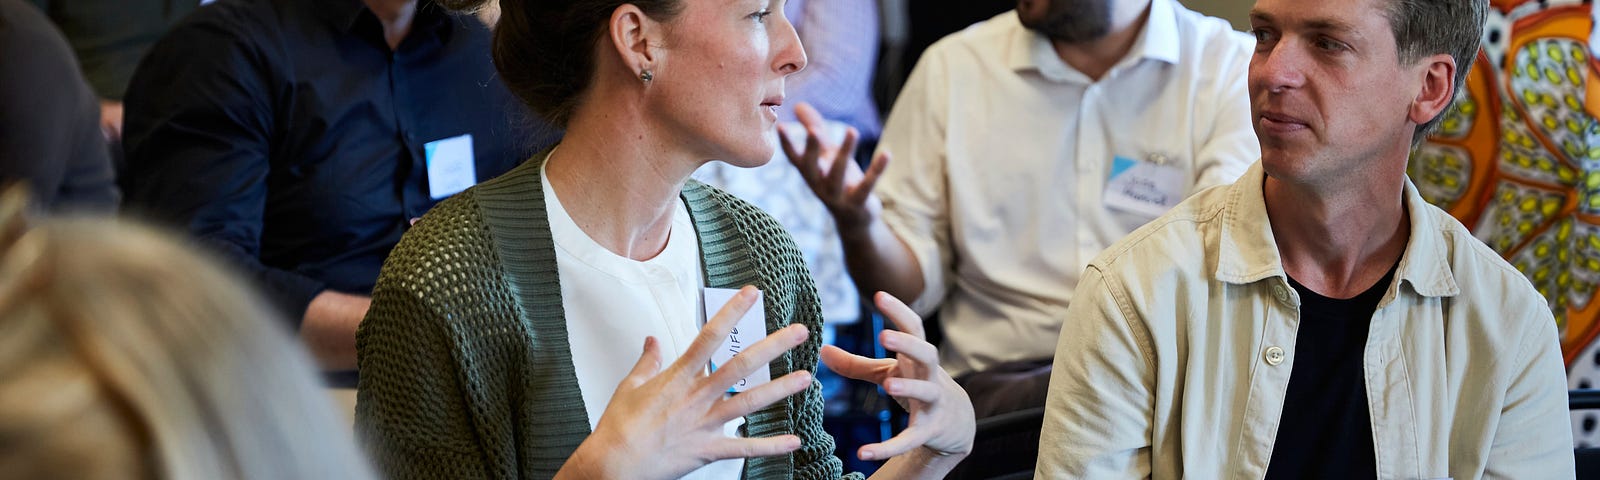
1408;0;1600;446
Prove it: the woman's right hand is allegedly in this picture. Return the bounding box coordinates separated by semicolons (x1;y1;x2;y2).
555;286;814;480
780;102;890;233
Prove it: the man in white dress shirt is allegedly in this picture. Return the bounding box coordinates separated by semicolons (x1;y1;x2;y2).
793;0;1257;417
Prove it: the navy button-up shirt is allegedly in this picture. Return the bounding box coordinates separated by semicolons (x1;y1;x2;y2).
123;0;555;325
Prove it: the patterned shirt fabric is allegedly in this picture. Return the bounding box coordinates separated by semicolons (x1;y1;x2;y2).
780;0;881;139
1037;162;1574;479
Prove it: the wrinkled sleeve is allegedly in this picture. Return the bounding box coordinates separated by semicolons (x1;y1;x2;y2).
1036;266;1155;479
873;47;953;317
355;224;494;480
1483;304;1574;478
1191;31;1257;192
120;12;325;324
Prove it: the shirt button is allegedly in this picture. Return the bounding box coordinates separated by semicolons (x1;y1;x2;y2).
1264;346;1286;366
647;265;672;281
1272;284;1289;303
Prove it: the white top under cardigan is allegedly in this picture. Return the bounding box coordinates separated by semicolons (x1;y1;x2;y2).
543;162;745;479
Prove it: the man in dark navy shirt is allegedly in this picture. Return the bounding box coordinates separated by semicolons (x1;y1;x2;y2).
122;0;554;377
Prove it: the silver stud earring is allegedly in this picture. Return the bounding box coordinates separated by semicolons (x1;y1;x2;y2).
640;69;653;84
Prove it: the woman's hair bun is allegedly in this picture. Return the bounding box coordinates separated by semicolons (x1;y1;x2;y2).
433;0;495;14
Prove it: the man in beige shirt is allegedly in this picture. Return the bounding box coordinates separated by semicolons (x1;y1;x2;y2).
1037;0;1575;477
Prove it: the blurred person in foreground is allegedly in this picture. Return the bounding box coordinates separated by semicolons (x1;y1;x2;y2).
0;187;375;480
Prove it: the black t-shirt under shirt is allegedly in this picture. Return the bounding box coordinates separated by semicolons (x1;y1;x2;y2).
1263;265;1398;480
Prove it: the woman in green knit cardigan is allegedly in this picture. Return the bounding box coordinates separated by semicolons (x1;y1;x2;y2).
354;0;976;479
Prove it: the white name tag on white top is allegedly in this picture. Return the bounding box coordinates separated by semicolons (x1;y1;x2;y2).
424;134;477;200
702;287;771;393
1103;154;1188;218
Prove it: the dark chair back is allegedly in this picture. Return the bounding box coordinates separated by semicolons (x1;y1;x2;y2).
946;407;1047;479
1569;389;1600;478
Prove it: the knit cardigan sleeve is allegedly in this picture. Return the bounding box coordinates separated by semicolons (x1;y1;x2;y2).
355;192;518;480
685;183;864;480
758;220;864;480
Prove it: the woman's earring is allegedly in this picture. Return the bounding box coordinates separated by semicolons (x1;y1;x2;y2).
640;69;653;84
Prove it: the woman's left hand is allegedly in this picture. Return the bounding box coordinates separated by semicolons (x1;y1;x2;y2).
820;292;975;461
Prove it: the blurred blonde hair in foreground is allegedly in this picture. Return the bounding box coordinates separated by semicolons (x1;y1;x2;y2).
0;187;374;480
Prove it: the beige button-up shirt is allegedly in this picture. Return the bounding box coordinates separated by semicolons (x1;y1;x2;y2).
1037;162;1574;479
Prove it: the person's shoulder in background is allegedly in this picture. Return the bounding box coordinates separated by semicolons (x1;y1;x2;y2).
921;9;1024;63
149;0;283;51
0;0;118;212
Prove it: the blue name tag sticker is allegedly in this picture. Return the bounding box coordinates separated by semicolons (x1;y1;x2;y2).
1103;154;1187;218
702;287;771;393
424;134;477;200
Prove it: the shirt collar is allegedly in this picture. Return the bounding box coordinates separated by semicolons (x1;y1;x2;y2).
1006;0;1181;83
1392;177;1462;297
321;0;452;38
321;0;369;31
1214;162;1461;298
1214;162;1282;285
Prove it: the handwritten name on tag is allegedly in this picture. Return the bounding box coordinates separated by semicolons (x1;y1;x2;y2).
424;134;477;200
702;287;771;393
1103;154;1188;218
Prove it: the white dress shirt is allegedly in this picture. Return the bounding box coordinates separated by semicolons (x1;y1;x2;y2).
544;164;744;479
1036;162;1575;479
874;0;1258;375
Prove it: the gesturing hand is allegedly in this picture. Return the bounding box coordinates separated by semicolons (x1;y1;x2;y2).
558;286;815;480
779;102;891;231
821;292;975;462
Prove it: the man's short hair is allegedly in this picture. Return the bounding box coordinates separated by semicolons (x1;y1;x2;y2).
1384;0;1487;139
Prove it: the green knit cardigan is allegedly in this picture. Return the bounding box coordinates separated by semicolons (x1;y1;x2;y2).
354;153;861;480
